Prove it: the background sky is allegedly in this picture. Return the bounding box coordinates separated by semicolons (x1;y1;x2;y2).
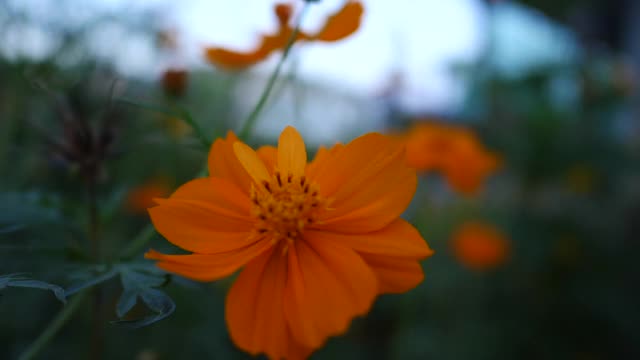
1;0;577;141
170;0;487;111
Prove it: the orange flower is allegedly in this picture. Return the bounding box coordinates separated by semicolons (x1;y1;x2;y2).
401;122;500;195
205;1;364;69
126;180;172;213
146;127;432;359
451;221;509;270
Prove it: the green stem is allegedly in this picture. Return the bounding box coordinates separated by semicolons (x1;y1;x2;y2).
118;99;210;150
117;224;156;261
18;291;88;360
238;2;311;140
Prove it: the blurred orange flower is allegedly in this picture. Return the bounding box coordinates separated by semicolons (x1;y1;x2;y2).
205;1;364;69
126;180;172;213
146;127;432;359
400;122;500;195
451;221;509;270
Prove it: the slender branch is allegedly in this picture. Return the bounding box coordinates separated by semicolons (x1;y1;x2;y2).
88;175;99;261
86;173;103;360
238;2;311;140
18;291;89;360
117;224;155;261
89;287;104;360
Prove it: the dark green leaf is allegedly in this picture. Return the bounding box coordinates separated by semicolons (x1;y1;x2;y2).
116;289;138;318
64;268;118;296
112;288;175;328
0;274;66;303
120;269;165;290
112;269;175;328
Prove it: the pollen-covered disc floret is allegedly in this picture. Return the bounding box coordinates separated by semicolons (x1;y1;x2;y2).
250;170;325;253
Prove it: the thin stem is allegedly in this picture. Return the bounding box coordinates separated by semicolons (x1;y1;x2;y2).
117;224;155;261
87;175;103;360
88;176;99;261
18;291;89;360
238;2;311;140
89;287;104;360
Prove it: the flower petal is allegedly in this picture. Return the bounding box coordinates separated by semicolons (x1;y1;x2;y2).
306;144;342;180
256;145;278;173
144;239;272;281
233;141;271;185
310;133;396;197
360;253;425;294
208;132;252;192
444;149;500;195
226;249;293;359
284;237;377;348
204;46;272;70
314;1;364;42
168;177;251;217
277;126;307;177
204;14;308;71
307;219;432;259
148;178;255;254
312;134;417;232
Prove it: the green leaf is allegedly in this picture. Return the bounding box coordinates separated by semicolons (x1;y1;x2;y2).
112;288;175;328
119;269;166;290
113;269;175;328
64;268;119;296
115;289;138;318
0;274;66;303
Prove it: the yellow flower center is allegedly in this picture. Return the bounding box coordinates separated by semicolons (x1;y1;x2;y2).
250;171;325;254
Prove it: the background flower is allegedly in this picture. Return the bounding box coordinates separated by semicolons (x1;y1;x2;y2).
450;221;509;271
204;1;364;69
401;121;500;195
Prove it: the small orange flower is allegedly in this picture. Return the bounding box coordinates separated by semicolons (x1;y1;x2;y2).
451;221;509;270
401;122;500;195
126;180;172;213
205;1;364;69
146;127;432;359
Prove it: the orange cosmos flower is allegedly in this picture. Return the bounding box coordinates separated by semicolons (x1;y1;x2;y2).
145;127;432;359
205;1;364;69
401;122;500;195
451;221;509;270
